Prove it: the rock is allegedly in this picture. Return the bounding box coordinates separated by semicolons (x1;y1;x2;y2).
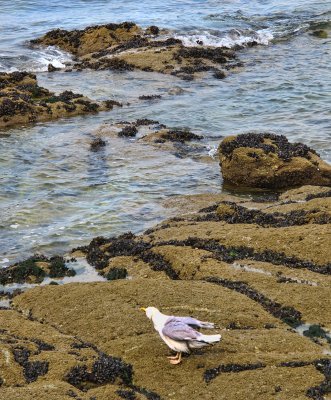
0;72;120;128
2;185;331;398
31;23;239;79
213;70;226;79
0;254;75;285
146;25;160;35
218;133;331;189
90;137;107;151
11;277;328;399
47;63;60;72
30;22;142;56
311;30;328;39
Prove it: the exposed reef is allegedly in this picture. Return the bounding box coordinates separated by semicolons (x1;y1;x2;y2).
218;133;331;189
1;129;331;400
1;183;330;399
0;72;120;129
31;22;240;79
0;254;76;285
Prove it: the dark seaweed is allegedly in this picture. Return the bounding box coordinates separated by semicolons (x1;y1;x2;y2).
160;129;203;143
138;94;162;100
205;276;303;327
84;232;179;279
90;137;107;152
306;190;331;201
106;267;128;281
220;132;318;161
13;347;49;383
118;125;138;137
197;201;331;227
66;352;133;389
307;359;331;400
155;237;331;275
204;362;266;383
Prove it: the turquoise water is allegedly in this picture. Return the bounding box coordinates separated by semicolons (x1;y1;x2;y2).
0;0;330;264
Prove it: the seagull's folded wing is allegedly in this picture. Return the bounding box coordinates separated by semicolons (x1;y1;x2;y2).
172;316;215;329
162;319;200;341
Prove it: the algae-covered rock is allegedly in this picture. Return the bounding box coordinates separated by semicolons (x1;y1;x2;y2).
311;30;328;38
31;23;238;79
218;133;331;189
0;72;119;129
12;279;329;400
2;184;331;399
31;22;142;56
0;254;75;285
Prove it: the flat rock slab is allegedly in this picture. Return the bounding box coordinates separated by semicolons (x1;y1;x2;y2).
11;279;327;399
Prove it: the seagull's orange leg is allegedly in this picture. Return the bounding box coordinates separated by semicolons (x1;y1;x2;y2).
167;353;179;360
169;352;182;365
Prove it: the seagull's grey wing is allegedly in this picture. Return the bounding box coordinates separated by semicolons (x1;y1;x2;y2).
162;319;200;341
171;316;215;329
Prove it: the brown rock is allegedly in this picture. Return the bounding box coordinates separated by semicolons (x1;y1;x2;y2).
0;72;119;128
31;23;238;79
218;133;331;189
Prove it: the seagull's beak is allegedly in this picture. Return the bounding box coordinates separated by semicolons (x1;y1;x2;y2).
140;307;146;312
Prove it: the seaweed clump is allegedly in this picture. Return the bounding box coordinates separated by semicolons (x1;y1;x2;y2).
197;201;331;227
90;137;107;152
303;325;331;345
160;129;203;143
156;237;331;275
106;267;128;281
13;347;49;383
0;254;75;285
306;359;331;399
220;133;317;162
82;232;179;279
205;276;303;327
118;125;138;137
204;362;266;383
65;352;133;389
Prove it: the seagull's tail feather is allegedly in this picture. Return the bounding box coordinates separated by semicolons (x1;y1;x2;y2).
200;334;222;344
199;321;215;329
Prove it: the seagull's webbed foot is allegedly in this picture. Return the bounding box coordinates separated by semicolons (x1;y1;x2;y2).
169;352;182;365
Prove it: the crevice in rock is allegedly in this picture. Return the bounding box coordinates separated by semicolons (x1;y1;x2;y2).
204;276;303;327
155;237;331;275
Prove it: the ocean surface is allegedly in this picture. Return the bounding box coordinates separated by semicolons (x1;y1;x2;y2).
0;0;330;265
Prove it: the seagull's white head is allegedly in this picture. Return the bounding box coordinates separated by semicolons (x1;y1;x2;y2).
141;306;159;320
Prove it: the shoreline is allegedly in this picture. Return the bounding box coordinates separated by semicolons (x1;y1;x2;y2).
1;13;331;400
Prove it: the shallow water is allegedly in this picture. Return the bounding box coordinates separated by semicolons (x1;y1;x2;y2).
0;0;330;264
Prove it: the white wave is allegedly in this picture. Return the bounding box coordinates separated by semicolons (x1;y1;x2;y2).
28;46;73;72
174;29;273;49
0;46;72;73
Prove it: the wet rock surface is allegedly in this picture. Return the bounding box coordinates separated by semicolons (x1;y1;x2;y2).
218;133;331;189
95;119;207;160
0;72;120;129
31;22;239;79
2;184;329;399
0;254;75;285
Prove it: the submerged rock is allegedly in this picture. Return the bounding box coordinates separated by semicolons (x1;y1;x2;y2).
218;133;331;189
0;72;120;129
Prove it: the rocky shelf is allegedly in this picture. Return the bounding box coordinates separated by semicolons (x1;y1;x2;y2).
0;72;121;129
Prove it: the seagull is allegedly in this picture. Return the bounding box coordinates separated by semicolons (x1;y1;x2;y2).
141;306;221;365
